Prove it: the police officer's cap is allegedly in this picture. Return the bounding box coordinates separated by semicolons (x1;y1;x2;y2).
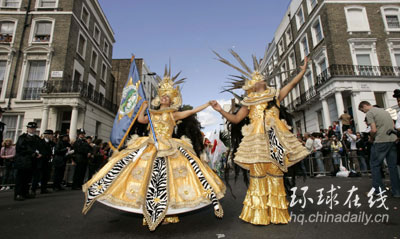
43;129;54;135
77;128;86;135
27;122;38;128
393;89;400;98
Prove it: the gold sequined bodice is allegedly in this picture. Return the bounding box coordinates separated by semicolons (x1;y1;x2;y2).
150;109;176;140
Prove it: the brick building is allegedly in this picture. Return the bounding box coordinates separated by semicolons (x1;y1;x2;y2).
264;0;400;134
0;0;117;141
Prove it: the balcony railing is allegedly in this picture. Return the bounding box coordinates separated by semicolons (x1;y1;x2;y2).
316;64;400;88
286;64;400;111
42;80;118;113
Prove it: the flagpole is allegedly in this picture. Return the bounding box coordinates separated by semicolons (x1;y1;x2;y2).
140;73;158;150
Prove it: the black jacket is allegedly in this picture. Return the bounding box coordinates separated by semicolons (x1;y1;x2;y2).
54;140;71;168
15;133;43;170
73;138;91;163
40;139;56;168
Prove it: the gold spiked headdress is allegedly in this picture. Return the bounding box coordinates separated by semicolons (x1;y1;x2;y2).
151;65;186;110
213;49;272;92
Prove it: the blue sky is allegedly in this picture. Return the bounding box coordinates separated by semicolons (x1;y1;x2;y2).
98;0;290;136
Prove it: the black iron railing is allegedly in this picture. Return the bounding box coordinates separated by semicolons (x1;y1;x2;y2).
42;80;118;113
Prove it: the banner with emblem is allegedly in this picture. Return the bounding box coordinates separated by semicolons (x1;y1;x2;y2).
110;56;146;150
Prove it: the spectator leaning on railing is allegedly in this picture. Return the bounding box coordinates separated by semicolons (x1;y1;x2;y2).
358;101;400;198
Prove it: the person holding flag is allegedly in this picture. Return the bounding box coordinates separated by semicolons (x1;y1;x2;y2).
82;64;225;231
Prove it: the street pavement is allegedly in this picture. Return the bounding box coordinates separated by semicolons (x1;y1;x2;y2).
0;175;399;239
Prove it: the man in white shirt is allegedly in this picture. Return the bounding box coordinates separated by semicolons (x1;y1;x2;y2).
313;133;325;177
345;129;360;173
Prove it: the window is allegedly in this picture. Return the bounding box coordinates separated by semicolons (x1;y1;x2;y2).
32;21;52;43
381;7;400;31
349;39;379;76
307;0;318;13
281;62;287;83
0;21;15;43
345;7;370;33
305;70;313;90
93;24;100;44
90;50;98;72
285;28;292;46
300;35;309;59
387;40;400;75
311;17;324;46
101;63;107;82
99;92;104;105
288;52;296;70
88;82;94;98
296;6;305;30
76;32;87;59
278;40;284;56
81;5;90;27
0;61;6;95
23;61;46;100
3;114;24;143
104;40;109;56
37;0;57;8
2;0;20;8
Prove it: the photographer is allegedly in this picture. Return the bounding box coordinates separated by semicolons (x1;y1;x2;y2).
359;101;400;198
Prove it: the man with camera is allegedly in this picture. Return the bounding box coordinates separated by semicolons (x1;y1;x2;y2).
359;101;400;198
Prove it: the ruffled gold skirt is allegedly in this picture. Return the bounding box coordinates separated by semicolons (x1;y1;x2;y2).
239;163;290;225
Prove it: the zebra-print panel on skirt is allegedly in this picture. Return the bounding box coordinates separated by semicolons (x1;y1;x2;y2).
82;146;146;214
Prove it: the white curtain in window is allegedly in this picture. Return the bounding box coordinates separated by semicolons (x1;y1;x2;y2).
26;61;46;88
0;61;6;82
347;8;369;31
356;54;372;66
0;22;14;34
36;22;52;35
4;0;19;7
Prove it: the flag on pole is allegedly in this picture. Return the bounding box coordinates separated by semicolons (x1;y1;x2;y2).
110;56;146;150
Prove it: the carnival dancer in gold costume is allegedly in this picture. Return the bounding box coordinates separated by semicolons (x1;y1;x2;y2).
211;50;310;225
82;67;225;231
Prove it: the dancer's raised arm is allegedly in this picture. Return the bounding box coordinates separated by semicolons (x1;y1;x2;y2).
278;57;309;102
210;100;248;124
137;101;149;124
174;101;211;120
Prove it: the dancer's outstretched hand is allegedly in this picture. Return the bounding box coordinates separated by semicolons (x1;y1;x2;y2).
210;100;222;112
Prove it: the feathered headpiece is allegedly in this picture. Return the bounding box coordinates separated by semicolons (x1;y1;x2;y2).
151;64;186;109
213;49;271;92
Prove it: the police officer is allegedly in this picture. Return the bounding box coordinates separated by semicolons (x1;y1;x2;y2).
0;107;5;147
40;130;56;194
72;128;91;190
53;133;72;191
14;122;43;201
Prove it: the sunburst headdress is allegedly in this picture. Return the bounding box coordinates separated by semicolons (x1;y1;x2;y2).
151;65;186;109
213;49;272;92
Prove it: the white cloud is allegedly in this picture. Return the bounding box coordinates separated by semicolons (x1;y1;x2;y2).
197;98;232;136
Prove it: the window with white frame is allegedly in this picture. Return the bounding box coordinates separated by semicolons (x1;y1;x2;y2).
32;20;53;43
23;60;46;100
101;62;107;82
81;4;90;27
93;23;100;44
311;17;324;47
349;39;379;76
37;0;57;8
273;52;278;65
296;6;305;30
0;61;6;95
345;6;370;33
307;0;318;13
381;7;400;32
1;0;20;8
304;69;314;91
281;62;287;83
285;27;292;46
288;52;296;70
90;50;98;72
278;39;284;56
300;35;309;59
77;32;87;59
3;114;24;143
103;40;109;57
387;40;400;69
0;21;15;43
